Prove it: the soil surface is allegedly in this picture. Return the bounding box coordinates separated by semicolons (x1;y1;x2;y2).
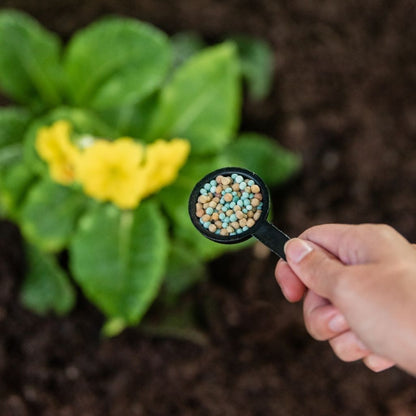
2;0;416;415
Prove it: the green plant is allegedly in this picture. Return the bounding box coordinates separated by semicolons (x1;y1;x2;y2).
0;10;300;335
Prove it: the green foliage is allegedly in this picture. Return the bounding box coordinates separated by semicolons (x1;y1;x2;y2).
20;179;86;252
64;17;171;110
224;133;301;184
70;202;168;335
231;35;275;101
0;10;63;109
171;31;206;68
163;243;207;303
0;107;31;149
171;32;275;101
20;243;75;315
0;107;32;215
0;163;35;216
0;10;300;334
145;43;241;154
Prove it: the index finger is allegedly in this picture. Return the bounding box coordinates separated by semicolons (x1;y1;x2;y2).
299;224;353;263
299;224;410;265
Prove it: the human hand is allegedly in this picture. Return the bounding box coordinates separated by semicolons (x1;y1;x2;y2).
275;224;416;375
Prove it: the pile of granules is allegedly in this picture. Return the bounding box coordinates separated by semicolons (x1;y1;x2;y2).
195;174;264;236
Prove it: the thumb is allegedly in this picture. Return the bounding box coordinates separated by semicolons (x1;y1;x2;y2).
284;238;345;299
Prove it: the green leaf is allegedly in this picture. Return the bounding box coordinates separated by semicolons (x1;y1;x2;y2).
20;179;86;252
0;107;31;147
64;17;171;110
0;162;36;218
97;93;159;139
224;133;301;185
0;107;33;216
163;242;207;302
20;243;75;315
0;107;34;216
146;43;241;154
0;107;31;171
70;201;168;334
231;35;274;101
171;32;205;68
0;10;63;108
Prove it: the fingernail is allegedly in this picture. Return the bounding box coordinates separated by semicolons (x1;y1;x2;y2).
285;239;313;264
328;313;348;333
365;355;395;372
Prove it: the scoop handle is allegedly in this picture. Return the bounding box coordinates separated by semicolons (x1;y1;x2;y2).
252;222;290;260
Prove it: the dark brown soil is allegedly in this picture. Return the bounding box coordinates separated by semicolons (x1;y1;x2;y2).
2;0;416;415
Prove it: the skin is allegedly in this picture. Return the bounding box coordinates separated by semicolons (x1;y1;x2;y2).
275;223;416;375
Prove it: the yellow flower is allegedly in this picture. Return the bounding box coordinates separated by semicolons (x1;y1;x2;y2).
35;120;80;185
141;138;191;198
75;138;146;209
36;122;191;210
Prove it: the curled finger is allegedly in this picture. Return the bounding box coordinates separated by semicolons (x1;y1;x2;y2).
275;259;306;302
303;290;349;341
363;354;395;373
329;331;370;362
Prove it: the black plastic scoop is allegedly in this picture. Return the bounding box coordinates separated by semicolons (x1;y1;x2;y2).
188;167;290;260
